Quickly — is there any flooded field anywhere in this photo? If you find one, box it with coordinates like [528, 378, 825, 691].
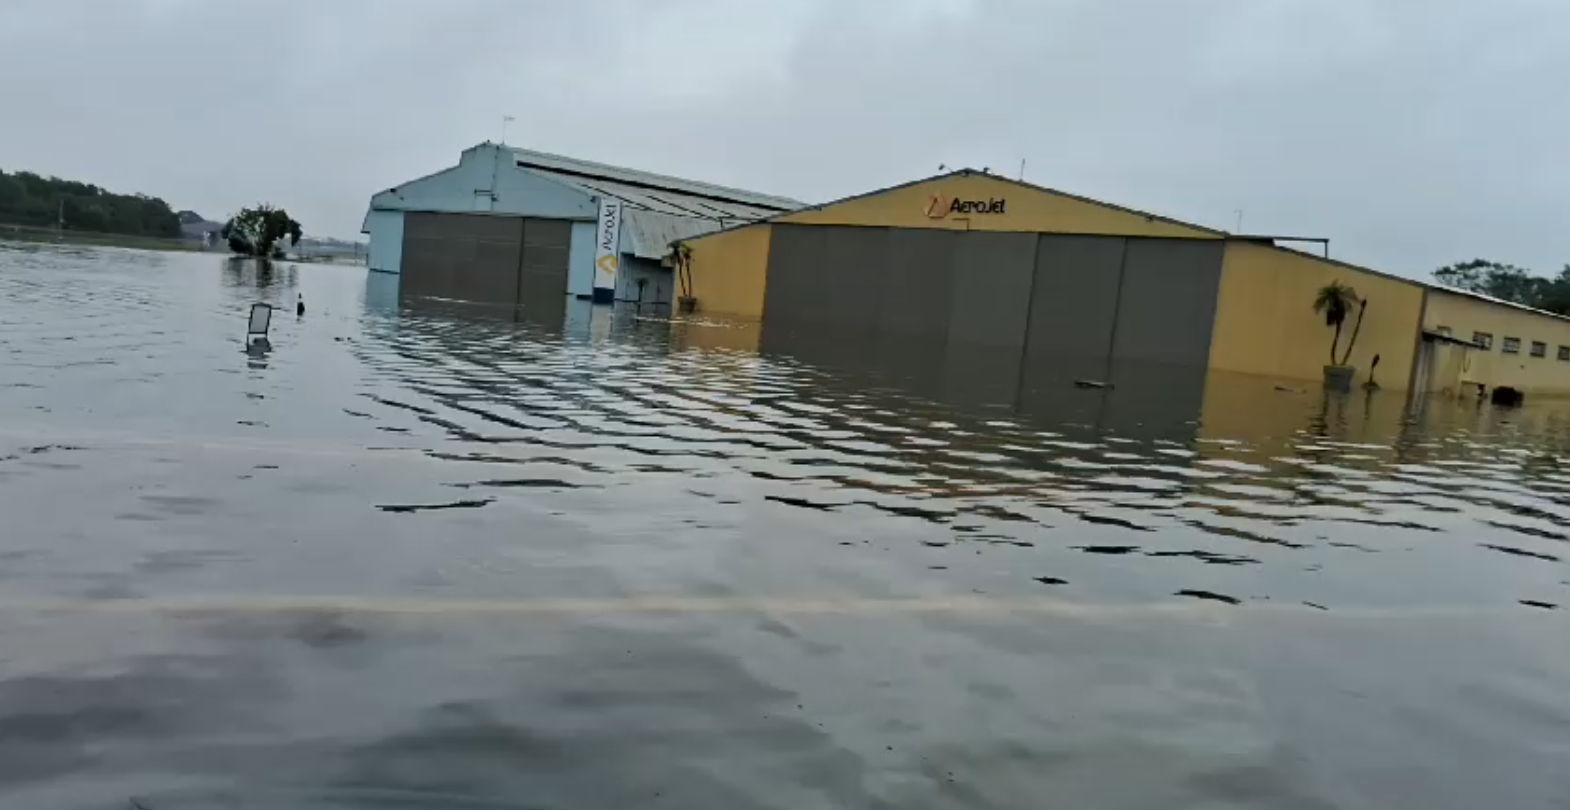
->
[2, 241, 1568, 809]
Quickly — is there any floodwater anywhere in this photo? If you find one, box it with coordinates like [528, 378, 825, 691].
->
[1, 241, 1568, 810]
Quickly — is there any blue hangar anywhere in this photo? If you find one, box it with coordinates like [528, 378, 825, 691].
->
[361, 143, 800, 311]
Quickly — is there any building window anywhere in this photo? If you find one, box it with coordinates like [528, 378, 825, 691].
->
[1503, 337, 1521, 354]
[1474, 331, 1494, 350]
[1532, 341, 1548, 358]
[1558, 346, 1569, 362]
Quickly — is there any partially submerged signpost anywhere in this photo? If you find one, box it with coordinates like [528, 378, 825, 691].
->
[246, 303, 273, 351]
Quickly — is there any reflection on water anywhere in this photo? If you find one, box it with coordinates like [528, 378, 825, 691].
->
[1, 241, 1568, 810]
[757, 325, 1213, 440]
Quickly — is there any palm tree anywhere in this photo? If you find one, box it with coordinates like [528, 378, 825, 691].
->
[1313, 281, 1360, 365]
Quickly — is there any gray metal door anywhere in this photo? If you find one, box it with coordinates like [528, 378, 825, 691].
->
[763, 223, 891, 334]
[399, 213, 572, 309]
[400, 212, 523, 305]
[518, 218, 571, 308]
[1109, 238, 1224, 367]
[452, 214, 523, 305]
[400, 212, 462, 300]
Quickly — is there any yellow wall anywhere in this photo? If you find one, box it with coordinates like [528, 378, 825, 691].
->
[1208, 242, 1424, 388]
[779, 174, 1220, 239]
[1422, 290, 1570, 395]
[682, 224, 773, 320]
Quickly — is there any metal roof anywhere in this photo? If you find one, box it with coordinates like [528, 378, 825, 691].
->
[621, 209, 731, 261]
[508, 147, 802, 221]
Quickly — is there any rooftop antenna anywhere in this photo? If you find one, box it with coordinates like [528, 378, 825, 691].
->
[1018, 159, 1026, 181]
[501, 115, 516, 145]
[1233, 209, 1244, 232]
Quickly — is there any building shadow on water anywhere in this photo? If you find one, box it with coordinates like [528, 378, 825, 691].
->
[382, 293, 675, 360]
[755, 324, 1208, 442]
[356, 282, 1570, 516]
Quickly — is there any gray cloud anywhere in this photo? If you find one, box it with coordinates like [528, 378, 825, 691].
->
[0, 0, 1562, 276]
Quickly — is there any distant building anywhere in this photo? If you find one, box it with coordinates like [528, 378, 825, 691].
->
[360, 143, 800, 309]
[176, 210, 224, 244]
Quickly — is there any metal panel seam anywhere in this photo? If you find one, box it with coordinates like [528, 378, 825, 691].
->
[1010, 233, 1045, 411]
[1102, 237, 1132, 382]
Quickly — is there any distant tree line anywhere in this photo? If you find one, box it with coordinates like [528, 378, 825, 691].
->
[1433, 259, 1570, 316]
[0, 169, 182, 238]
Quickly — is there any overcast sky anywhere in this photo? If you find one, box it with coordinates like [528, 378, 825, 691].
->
[0, 0, 1562, 275]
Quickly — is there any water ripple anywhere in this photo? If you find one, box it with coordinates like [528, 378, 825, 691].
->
[4, 243, 1570, 809]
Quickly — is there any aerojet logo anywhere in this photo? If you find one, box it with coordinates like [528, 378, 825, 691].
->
[593, 200, 623, 285]
[597, 209, 620, 273]
[925, 194, 1007, 219]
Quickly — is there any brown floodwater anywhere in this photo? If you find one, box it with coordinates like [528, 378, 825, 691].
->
[1, 240, 1568, 809]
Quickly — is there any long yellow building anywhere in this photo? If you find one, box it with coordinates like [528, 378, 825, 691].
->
[675, 169, 1566, 401]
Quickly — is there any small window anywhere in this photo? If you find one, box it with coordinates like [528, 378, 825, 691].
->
[1532, 341, 1548, 358]
[1474, 331, 1494, 350]
[1503, 337, 1521, 354]
[1557, 346, 1569, 362]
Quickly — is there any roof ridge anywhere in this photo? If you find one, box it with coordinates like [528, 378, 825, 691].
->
[504, 146, 802, 208]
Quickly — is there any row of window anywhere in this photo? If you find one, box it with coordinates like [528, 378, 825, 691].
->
[1467, 331, 1570, 361]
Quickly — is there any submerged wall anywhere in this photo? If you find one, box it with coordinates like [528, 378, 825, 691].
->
[1208, 243, 1424, 389]
[683, 224, 774, 320]
[1423, 290, 1570, 396]
[366, 209, 404, 274]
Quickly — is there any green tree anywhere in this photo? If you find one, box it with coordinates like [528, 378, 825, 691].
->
[0, 175, 23, 209]
[1314, 281, 1361, 365]
[0, 168, 181, 237]
[1535, 266, 1570, 315]
[1438, 259, 1557, 310]
[221, 205, 303, 258]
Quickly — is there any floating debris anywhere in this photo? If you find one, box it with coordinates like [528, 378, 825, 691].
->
[765, 494, 845, 511]
[1174, 589, 1241, 605]
[376, 498, 494, 514]
[450, 478, 597, 490]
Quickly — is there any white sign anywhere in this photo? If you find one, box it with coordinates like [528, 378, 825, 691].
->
[247, 303, 273, 336]
[593, 199, 623, 292]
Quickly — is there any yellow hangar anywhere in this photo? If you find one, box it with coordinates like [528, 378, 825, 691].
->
[673, 169, 1570, 402]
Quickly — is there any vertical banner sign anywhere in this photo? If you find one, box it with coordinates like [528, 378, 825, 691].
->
[593, 199, 623, 293]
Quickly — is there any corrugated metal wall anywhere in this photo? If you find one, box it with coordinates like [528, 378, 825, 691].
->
[400, 212, 570, 307]
[759, 224, 1224, 431]
[519, 218, 571, 305]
